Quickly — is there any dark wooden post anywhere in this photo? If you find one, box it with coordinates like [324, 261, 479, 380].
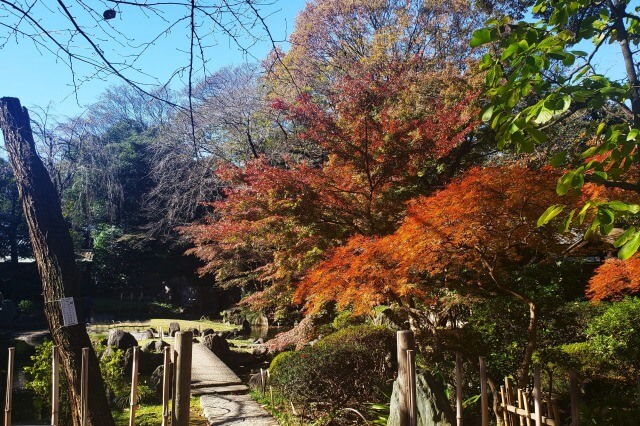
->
[172, 331, 193, 426]
[479, 357, 489, 426]
[397, 330, 415, 426]
[569, 371, 580, 426]
[0, 97, 114, 426]
[161, 347, 171, 426]
[81, 348, 89, 426]
[129, 346, 140, 426]
[4, 347, 14, 426]
[407, 350, 417, 426]
[456, 353, 463, 426]
[52, 346, 60, 426]
[533, 365, 542, 426]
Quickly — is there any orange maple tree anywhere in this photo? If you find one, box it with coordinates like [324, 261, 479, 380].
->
[296, 165, 579, 386]
[587, 257, 640, 301]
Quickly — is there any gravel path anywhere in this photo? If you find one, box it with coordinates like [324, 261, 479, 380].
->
[191, 343, 277, 426]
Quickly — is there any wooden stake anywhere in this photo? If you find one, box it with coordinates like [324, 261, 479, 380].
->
[479, 357, 489, 426]
[4, 347, 14, 426]
[504, 377, 513, 426]
[569, 371, 580, 426]
[407, 350, 417, 426]
[172, 331, 193, 426]
[533, 365, 542, 426]
[455, 353, 463, 426]
[270, 386, 274, 408]
[81, 348, 89, 426]
[161, 346, 171, 426]
[51, 346, 60, 426]
[396, 330, 415, 426]
[500, 385, 508, 426]
[129, 346, 140, 426]
[517, 389, 525, 426]
[523, 390, 531, 426]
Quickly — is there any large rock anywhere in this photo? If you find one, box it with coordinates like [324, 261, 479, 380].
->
[387, 373, 454, 426]
[169, 322, 180, 337]
[201, 328, 214, 337]
[202, 334, 231, 361]
[248, 371, 267, 391]
[139, 329, 154, 340]
[107, 329, 138, 351]
[221, 307, 244, 325]
[150, 365, 168, 397]
[142, 339, 170, 353]
[123, 347, 164, 376]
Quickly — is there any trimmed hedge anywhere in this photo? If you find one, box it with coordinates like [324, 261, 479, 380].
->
[269, 325, 395, 415]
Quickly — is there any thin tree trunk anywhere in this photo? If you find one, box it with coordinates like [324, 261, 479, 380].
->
[0, 97, 115, 426]
[518, 302, 538, 389]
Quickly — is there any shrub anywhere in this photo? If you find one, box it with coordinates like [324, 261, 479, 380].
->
[18, 299, 34, 313]
[24, 340, 71, 422]
[269, 325, 395, 419]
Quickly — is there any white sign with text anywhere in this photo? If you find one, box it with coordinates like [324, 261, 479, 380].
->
[59, 297, 78, 326]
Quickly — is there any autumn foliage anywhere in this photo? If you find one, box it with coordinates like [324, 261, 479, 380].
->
[181, 62, 477, 311]
[587, 257, 640, 301]
[295, 165, 570, 314]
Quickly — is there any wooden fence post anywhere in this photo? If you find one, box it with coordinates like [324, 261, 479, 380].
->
[456, 353, 463, 426]
[533, 365, 542, 426]
[51, 346, 60, 426]
[129, 346, 140, 426]
[161, 346, 172, 426]
[4, 347, 14, 426]
[397, 330, 415, 426]
[569, 371, 580, 426]
[172, 331, 193, 426]
[407, 350, 417, 426]
[81, 347, 89, 426]
[479, 357, 488, 426]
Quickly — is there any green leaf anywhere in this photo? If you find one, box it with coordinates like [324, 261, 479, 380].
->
[471, 29, 492, 48]
[501, 43, 520, 60]
[619, 231, 640, 260]
[481, 105, 495, 122]
[557, 171, 575, 195]
[527, 127, 548, 144]
[597, 208, 615, 225]
[613, 226, 637, 248]
[559, 208, 576, 233]
[534, 106, 554, 124]
[607, 201, 631, 211]
[538, 204, 565, 226]
[549, 151, 567, 167]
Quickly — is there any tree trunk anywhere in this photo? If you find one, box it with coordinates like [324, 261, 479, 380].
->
[0, 97, 115, 426]
[518, 301, 537, 389]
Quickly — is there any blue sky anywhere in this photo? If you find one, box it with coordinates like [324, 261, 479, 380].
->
[0, 1, 305, 119]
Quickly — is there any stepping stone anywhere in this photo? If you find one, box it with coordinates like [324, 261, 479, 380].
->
[200, 394, 278, 425]
[191, 384, 249, 396]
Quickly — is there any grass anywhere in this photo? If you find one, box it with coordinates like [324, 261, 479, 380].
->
[112, 397, 207, 425]
[89, 318, 240, 336]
